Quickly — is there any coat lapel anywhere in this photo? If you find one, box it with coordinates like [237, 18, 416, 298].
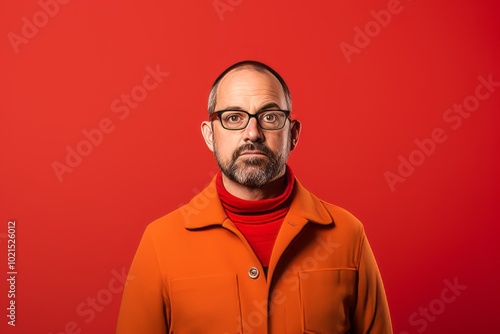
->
[267, 178, 334, 284]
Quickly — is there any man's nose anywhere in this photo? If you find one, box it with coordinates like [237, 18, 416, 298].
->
[243, 117, 263, 142]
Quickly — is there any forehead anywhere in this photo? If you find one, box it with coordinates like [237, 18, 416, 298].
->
[215, 67, 286, 109]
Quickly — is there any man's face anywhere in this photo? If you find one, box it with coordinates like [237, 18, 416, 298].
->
[202, 67, 299, 188]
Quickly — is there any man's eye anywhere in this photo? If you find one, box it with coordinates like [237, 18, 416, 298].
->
[261, 112, 279, 122]
[224, 114, 244, 123]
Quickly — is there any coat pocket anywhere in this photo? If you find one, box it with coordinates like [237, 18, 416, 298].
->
[299, 268, 357, 334]
[169, 275, 241, 333]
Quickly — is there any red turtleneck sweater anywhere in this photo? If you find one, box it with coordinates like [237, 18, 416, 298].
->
[216, 167, 295, 267]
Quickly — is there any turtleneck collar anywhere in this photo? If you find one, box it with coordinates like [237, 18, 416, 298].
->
[216, 165, 295, 217]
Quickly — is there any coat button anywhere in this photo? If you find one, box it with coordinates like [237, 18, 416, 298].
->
[248, 267, 259, 279]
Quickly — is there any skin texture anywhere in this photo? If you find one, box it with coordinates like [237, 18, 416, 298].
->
[201, 66, 301, 200]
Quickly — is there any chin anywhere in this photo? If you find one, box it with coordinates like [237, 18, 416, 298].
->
[238, 155, 268, 166]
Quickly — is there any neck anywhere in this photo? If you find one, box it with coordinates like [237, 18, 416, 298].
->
[221, 171, 287, 200]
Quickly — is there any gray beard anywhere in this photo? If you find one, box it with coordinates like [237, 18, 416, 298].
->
[214, 142, 287, 188]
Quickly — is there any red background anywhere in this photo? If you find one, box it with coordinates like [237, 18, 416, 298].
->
[1, 0, 499, 333]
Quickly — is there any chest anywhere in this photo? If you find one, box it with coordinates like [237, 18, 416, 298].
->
[158, 223, 359, 333]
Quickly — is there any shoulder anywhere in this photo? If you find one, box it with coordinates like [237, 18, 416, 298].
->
[322, 200, 364, 230]
[293, 178, 365, 236]
[292, 183, 368, 269]
[318, 200, 366, 251]
[142, 177, 224, 239]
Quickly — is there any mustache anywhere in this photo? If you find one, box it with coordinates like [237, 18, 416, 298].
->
[233, 143, 273, 159]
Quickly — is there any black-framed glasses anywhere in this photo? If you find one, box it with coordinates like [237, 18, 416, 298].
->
[210, 109, 290, 130]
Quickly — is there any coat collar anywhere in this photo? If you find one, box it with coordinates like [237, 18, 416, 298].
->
[183, 175, 334, 230]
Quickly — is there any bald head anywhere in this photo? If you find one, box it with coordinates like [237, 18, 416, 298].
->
[207, 61, 292, 114]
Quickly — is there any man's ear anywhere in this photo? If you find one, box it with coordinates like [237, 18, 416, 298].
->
[201, 121, 215, 152]
[290, 120, 302, 151]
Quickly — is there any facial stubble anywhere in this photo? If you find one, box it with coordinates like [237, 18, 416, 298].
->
[213, 139, 290, 188]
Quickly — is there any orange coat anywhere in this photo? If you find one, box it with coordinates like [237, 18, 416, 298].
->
[116, 176, 392, 333]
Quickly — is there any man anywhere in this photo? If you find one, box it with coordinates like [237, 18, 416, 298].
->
[116, 60, 392, 333]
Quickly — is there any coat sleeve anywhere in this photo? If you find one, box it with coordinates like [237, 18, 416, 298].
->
[116, 226, 169, 334]
[351, 232, 393, 334]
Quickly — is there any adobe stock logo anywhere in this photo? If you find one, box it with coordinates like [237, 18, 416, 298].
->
[339, 0, 408, 64]
[399, 277, 467, 334]
[7, 0, 71, 54]
[384, 74, 499, 192]
[179, 170, 218, 223]
[51, 64, 169, 182]
[213, 0, 243, 21]
[48, 267, 134, 334]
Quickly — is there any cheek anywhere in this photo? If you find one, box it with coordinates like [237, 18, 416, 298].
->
[269, 134, 291, 152]
[214, 133, 238, 157]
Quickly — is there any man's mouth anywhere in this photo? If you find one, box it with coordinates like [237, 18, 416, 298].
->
[240, 150, 266, 156]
